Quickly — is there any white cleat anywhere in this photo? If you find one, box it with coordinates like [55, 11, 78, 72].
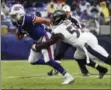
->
[62, 73, 74, 84]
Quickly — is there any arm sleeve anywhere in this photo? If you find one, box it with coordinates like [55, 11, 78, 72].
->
[36, 33, 64, 49]
[26, 14, 36, 23]
[27, 14, 50, 25]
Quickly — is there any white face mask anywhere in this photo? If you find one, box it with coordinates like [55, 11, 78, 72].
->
[10, 14, 17, 22]
[10, 14, 23, 22]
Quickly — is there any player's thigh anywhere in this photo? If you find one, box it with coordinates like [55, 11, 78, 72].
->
[41, 32, 54, 62]
[28, 49, 41, 64]
[74, 48, 85, 59]
[42, 46, 54, 63]
[87, 33, 98, 46]
[87, 44, 109, 61]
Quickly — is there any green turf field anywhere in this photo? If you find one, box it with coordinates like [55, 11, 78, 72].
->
[1, 60, 111, 89]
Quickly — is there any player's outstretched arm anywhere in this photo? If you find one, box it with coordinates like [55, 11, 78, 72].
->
[32, 33, 64, 51]
[33, 16, 51, 26]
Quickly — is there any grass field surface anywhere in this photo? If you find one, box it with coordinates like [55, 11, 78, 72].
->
[1, 60, 111, 89]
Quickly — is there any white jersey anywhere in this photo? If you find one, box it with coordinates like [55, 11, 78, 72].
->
[52, 19, 95, 48]
[52, 19, 109, 63]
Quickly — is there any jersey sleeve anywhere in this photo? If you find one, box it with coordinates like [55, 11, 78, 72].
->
[26, 14, 36, 23]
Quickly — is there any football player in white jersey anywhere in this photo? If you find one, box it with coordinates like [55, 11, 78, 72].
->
[47, 5, 89, 76]
[32, 10, 111, 79]
[47, 6, 108, 77]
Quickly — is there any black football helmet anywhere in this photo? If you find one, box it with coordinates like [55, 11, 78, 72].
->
[51, 10, 67, 25]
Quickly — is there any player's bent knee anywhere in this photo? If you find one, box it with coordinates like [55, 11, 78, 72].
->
[28, 59, 33, 64]
[28, 60, 37, 65]
[28, 55, 39, 65]
[28, 58, 37, 65]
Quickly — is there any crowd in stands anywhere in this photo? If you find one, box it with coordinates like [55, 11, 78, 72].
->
[1, 0, 111, 35]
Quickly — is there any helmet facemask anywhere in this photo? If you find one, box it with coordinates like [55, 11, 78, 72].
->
[10, 14, 18, 22]
[51, 10, 67, 25]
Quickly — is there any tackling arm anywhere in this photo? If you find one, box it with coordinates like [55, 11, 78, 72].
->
[34, 33, 64, 50]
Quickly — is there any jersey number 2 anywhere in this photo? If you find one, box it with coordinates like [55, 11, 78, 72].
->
[66, 24, 80, 38]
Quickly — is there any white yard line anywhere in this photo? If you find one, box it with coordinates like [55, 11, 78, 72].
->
[1, 60, 27, 62]
[6, 73, 110, 79]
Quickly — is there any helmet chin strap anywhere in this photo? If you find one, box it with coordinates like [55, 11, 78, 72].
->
[17, 14, 23, 21]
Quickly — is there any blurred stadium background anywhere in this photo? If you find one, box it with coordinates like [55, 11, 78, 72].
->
[1, 0, 111, 60]
[1, 0, 111, 89]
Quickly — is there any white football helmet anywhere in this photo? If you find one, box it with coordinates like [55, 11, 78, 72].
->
[9, 4, 25, 22]
[62, 5, 71, 12]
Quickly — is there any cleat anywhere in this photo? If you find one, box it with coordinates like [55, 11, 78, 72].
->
[98, 68, 108, 79]
[62, 73, 74, 84]
[47, 69, 58, 76]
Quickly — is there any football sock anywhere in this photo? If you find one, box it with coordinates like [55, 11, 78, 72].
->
[105, 55, 111, 65]
[76, 59, 89, 74]
[86, 60, 107, 72]
[96, 65, 106, 72]
[86, 60, 96, 67]
[30, 58, 66, 75]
